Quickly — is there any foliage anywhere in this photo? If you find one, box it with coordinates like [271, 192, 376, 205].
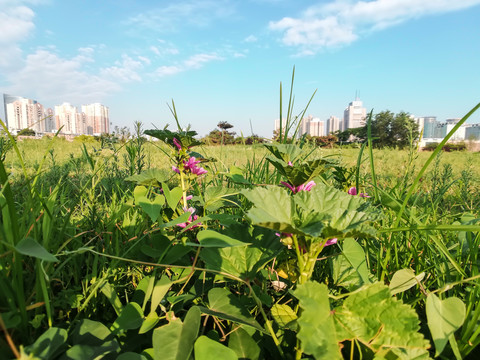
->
[0, 92, 480, 360]
[17, 128, 36, 136]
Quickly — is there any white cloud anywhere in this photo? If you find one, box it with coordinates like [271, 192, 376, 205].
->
[0, 2, 35, 69]
[244, 35, 258, 43]
[153, 53, 223, 77]
[100, 54, 145, 82]
[4, 49, 120, 104]
[126, 0, 235, 33]
[269, 0, 480, 54]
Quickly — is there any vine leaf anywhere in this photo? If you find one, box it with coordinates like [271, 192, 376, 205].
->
[426, 293, 466, 356]
[389, 269, 425, 295]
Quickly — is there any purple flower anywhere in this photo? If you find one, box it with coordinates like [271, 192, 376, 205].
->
[173, 137, 182, 151]
[172, 165, 180, 174]
[281, 180, 316, 193]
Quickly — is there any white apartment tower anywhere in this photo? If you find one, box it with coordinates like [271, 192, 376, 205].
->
[4, 94, 53, 134]
[327, 116, 340, 134]
[343, 98, 367, 129]
[82, 103, 109, 135]
[55, 103, 78, 134]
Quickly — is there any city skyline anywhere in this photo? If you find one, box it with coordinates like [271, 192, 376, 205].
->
[1, 1, 480, 138]
[3, 93, 110, 135]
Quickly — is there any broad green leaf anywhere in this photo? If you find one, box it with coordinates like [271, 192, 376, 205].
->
[68, 319, 119, 359]
[389, 269, 425, 295]
[242, 186, 296, 234]
[333, 282, 430, 359]
[139, 312, 160, 334]
[426, 293, 466, 356]
[134, 185, 165, 222]
[200, 225, 283, 280]
[340, 238, 371, 286]
[204, 186, 239, 212]
[24, 327, 67, 359]
[196, 229, 250, 248]
[65, 341, 119, 360]
[150, 276, 172, 314]
[153, 319, 183, 360]
[162, 183, 184, 211]
[15, 237, 58, 262]
[228, 327, 261, 360]
[283, 158, 336, 186]
[271, 303, 298, 330]
[194, 336, 237, 360]
[118, 352, 147, 360]
[111, 302, 144, 334]
[152, 306, 201, 360]
[264, 143, 304, 165]
[125, 168, 169, 187]
[294, 281, 342, 359]
[200, 287, 264, 332]
[176, 306, 201, 360]
[100, 282, 123, 316]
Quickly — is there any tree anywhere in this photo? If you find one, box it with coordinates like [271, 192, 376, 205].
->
[216, 121, 235, 145]
[18, 128, 35, 136]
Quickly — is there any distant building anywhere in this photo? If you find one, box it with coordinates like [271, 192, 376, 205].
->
[465, 124, 480, 140]
[81, 103, 110, 135]
[327, 116, 340, 134]
[3, 94, 54, 134]
[343, 99, 367, 129]
[298, 115, 326, 137]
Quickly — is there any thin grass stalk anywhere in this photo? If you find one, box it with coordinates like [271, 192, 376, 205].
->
[366, 110, 379, 201]
[393, 102, 480, 227]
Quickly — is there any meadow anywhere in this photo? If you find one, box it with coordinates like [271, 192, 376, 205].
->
[1, 122, 480, 360]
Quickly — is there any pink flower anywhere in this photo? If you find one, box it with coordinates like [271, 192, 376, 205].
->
[177, 207, 200, 229]
[184, 157, 208, 176]
[348, 186, 370, 198]
[324, 238, 337, 246]
[172, 165, 180, 174]
[173, 137, 182, 151]
[281, 180, 316, 193]
[287, 161, 293, 167]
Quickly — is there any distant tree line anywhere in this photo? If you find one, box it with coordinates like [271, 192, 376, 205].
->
[333, 111, 419, 149]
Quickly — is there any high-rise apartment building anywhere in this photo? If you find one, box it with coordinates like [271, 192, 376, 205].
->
[81, 103, 109, 135]
[343, 99, 367, 129]
[327, 116, 340, 134]
[3, 94, 54, 134]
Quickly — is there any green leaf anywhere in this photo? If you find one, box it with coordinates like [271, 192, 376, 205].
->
[200, 225, 283, 280]
[389, 269, 425, 296]
[150, 276, 172, 314]
[111, 302, 144, 334]
[139, 312, 160, 335]
[196, 230, 250, 248]
[204, 186, 239, 212]
[294, 281, 342, 359]
[194, 336, 237, 360]
[15, 237, 58, 262]
[24, 327, 67, 359]
[200, 287, 264, 332]
[125, 168, 169, 187]
[118, 352, 147, 360]
[153, 319, 183, 360]
[228, 327, 261, 360]
[134, 185, 165, 222]
[161, 211, 192, 229]
[340, 238, 371, 286]
[242, 186, 296, 234]
[333, 282, 430, 359]
[152, 306, 201, 360]
[426, 293, 466, 356]
[68, 319, 119, 359]
[271, 303, 298, 330]
[162, 183, 183, 211]
[100, 282, 123, 316]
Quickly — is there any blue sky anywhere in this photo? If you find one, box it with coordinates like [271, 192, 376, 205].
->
[1, 0, 480, 138]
